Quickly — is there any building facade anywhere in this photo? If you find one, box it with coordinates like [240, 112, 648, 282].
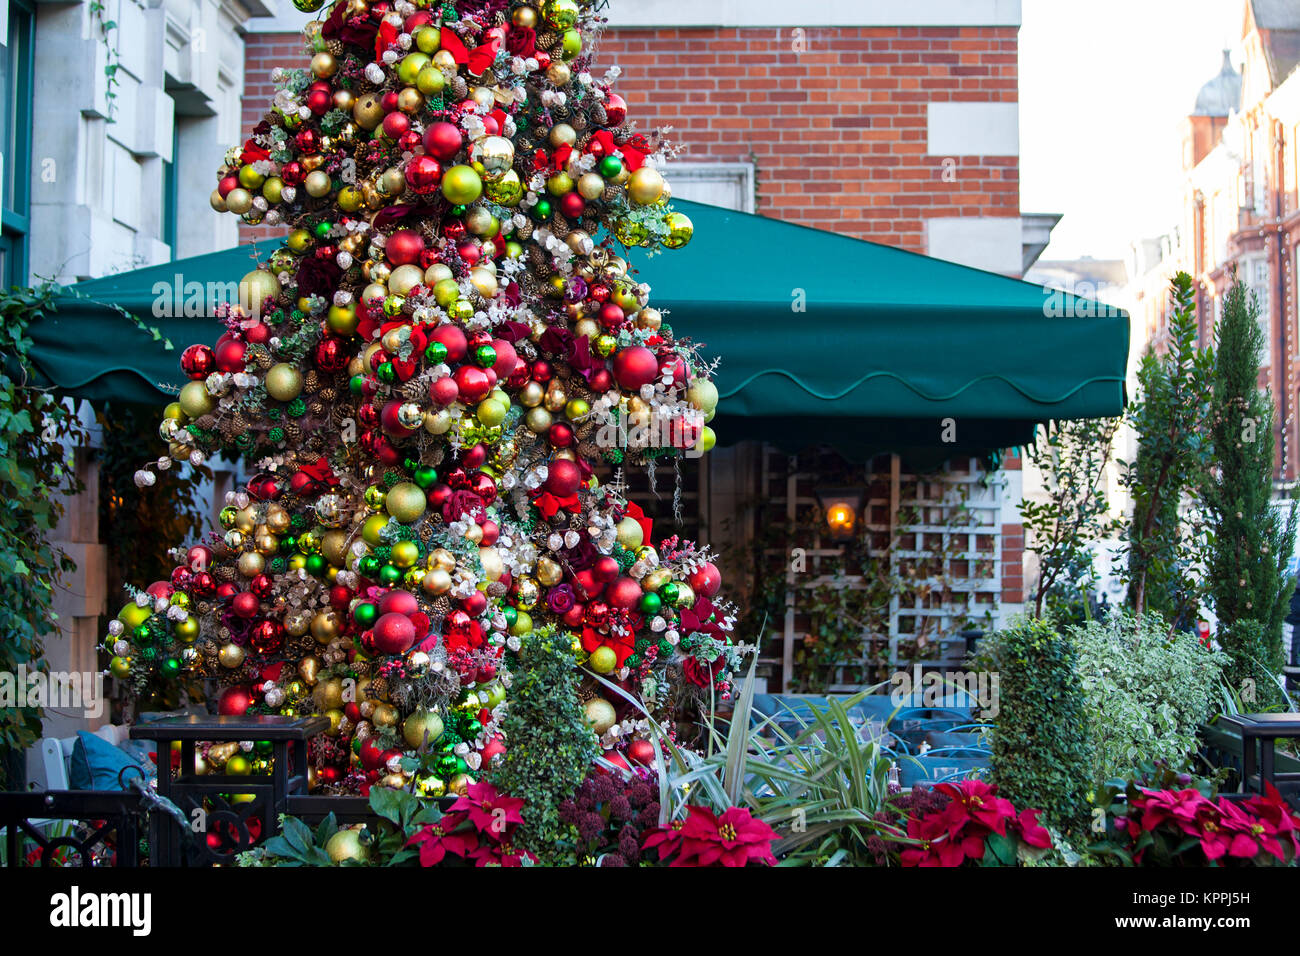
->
[1, 0, 273, 776]
[1131, 1, 1300, 482]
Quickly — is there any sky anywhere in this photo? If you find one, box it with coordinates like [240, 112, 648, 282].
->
[1019, 0, 1247, 260]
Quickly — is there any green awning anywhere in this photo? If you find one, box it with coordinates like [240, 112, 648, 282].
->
[28, 200, 1127, 455]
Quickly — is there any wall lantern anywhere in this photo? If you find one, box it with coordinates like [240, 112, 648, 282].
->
[814, 486, 864, 542]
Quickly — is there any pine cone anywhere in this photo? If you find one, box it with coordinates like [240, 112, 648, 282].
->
[307, 401, 325, 417]
[215, 565, 238, 583]
[431, 597, 452, 617]
[603, 185, 623, 202]
[368, 677, 389, 700]
[248, 345, 273, 370]
[450, 75, 469, 99]
[571, 112, 588, 132]
[283, 423, 302, 443]
[590, 104, 608, 126]
[550, 213, 570, 237]
[536, 30, 558, 48]
[326, 40, 344, 57]
[318, 386, 338, 403]
[303, 370, 321, 391]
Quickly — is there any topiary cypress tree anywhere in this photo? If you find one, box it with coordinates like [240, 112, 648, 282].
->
[1204, 277, 1297, 694]
[988, 617, 1095, 834]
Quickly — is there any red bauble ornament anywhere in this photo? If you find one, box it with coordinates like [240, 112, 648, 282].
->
[463, 443, 488, 470]
[218, 175, 240, 198]
[462, 590, 488, 616]
[372, 612, 417, 655]
[471, 471, 497, 503]
[181, 344, 216, 380]
[479, 519, 499, 546]
[359, 737, 385, 771]
[454, 365, 492, 403]
[431, 376, 459, 406]
[430, 324, 468, 362]
[428, 483, 452, 509]
[378, 589, 419, 617]
[405, 155, 443, 195]
[573, 569, 602, 600]
[187, 545, 214, 572]
[558, 192, 586, 219]
[627, 739, 656, 766]
[545, 458, 582, 496]
[688, 561, 723, 598]
[146, 580, 173, 600]
[280, 162, 304, 186]
[548, 422, 573, 447]
[244, 322, 271, 345]
[306, 88, 332, 115]
[381, 399, 419, 437]
[604, 93, 628, 126]
[423, 121, 464, 162]
[382, 112, 411, 140]
[170, 566, 193, 590]
[589, 368, 613, 392]
[214, 338, 247, 373]
[381, 90, 400, 112]
[314, 336, 349, 372]
[480, 737, 506, 765]
[598, 303, 626, 331]
[218, 686, 254, 716]
[190, 572, 216, 598]
[592, 555, 620, 583]
[216, 582, 238, 601]
[489, 338, 517, 378]
[329, 585, 352, 611]
[562, 603, 586, 627]
[531, 359, 553, 382]
[250, 573, 274, 599]
[613, 346, 660, 391]
[386, 229, 425, 266]
[606, 576, 643, 610]
[250, 620, 284, 654]
[231, 591, 260, 619]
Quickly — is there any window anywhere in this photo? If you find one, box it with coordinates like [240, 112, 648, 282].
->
[162, 123, 178, 256]
[1, 0, 34, 287]
[661, 162, 756, 214]
[1243, 256, 1270, 366]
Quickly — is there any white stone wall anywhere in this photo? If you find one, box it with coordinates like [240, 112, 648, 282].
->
[27, 0, 273, 284]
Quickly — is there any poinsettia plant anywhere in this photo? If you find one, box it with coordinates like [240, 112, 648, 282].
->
[886, 780, 1052, 867]
[641, 804, 779, 867]
[1092, 777, 1300, 867]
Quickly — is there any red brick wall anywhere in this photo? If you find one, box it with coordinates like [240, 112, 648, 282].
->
[240, 25, 1019, 252]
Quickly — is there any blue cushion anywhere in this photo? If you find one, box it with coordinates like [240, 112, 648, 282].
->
[897, 755, 988, 789]
[69, 731, 149, 791]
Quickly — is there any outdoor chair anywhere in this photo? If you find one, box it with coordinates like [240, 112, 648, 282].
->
[896, 755, 989, 789]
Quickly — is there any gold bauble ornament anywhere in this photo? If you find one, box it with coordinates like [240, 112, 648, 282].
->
[224, 187, 253, 215]
[546, 62, 572, 86]
[512, 5, 538, 28]
[178, 380, 215, 418]
[218, 643, 246, 669]
[297, 655, 322, 686]
[403, 708, 445, 748]
[387, 263, 424, 296]
[471, 136, 515, 181]
[616, 516, 645, 551]
[304, 169, 332, 198]
[325, 828, 370, 864]
[428, 548, 457, 572]
[627, 167, 666, 206]
[237, 551, 265, 577]
[662, 211, 694, 249]
[637, 307, 663, 330]
[512, 576, 540, 610]
[385, 481, 427, 523]
[421, 568, 453, 596]
[311, 52, 338, 78]
[479, 546, 504, 582]
[209, 189, 228, 213]
[548, 123, 577, 149]
[310, 610, 341, 644]
[239, 269, 281, 316]
[353, 93, 386, 130]
[536, 555, 563, 587]
[584, 698, 617, 734]
[313, 676, 344, 711]
[484, 169, 523, 206]
[265, 363, 304, 401]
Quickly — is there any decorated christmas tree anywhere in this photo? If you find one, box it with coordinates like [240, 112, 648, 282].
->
[106, 0, 739, 802]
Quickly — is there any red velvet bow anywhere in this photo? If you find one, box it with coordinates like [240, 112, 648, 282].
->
[623, 501, 653, 547]
[240, 140, 269, 165]
[580, 626, 636, 667]
[375, 18, 399, 62]
[299, 458, 340, 486]
[468, 35, 502, 75]
[532, 491, 579, 520]
[680, 598, 722, 640]
[550, 143, 573, 173]
[440, 26, 469, 65]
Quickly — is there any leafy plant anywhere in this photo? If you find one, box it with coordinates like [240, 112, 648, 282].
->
[1120, 271, 1214, 623]
[490, 627, 598, 861]
[1069, 611, 1228, 782]
[1217, 618, 1290, 712]
[1203, 276, 1297, 685]
[1021, 416, 1123, 620]
[985, 617, 1095, 834]
[0, 283, 90, 788]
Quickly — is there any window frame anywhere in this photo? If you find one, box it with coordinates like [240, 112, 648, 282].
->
[2, 0, 35, 287]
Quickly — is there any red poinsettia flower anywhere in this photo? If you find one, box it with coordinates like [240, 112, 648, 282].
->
[641, 818, 685, 860]
[1013, 807, 1052, 849]
[470, 840, 537, 867]
[448, 782, 526, 842]
[1241, 783, 1300, 859]
[581, 625, 636, 668]
[900, 809, 980, 867]
[673, 804, 778, 867]
[935, 779, 1016, 838]
[405, 812, 477, 866]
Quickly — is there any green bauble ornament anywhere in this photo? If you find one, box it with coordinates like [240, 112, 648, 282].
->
[354, 602, 378, 628]
[412, 465, 438, 489]
[292, 0, 326, 11]
[179, 380, 215, 418]
[441, 165, 483, 205]
[378, 564, 402, 586]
